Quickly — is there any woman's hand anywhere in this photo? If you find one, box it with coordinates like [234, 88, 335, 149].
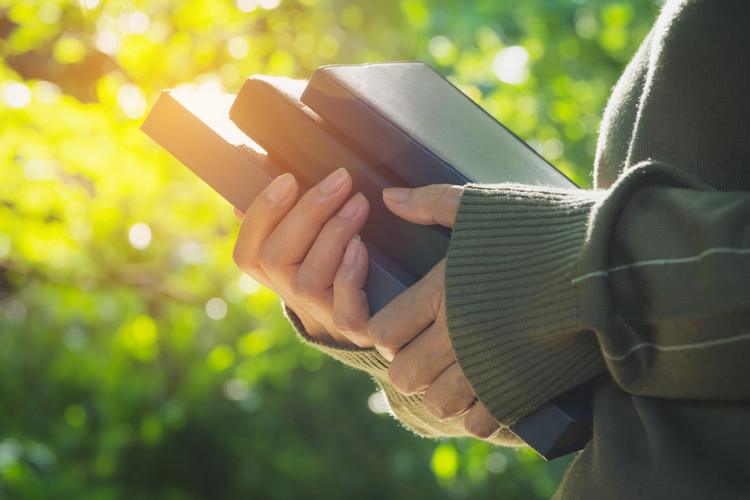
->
[232, 168, 373, 348]
[368, 184, 501, 439]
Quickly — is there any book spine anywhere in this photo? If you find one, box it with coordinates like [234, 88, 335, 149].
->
[141, 91, 280, 212]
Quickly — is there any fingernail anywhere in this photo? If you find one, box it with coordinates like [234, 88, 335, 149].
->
[343, 235, 361, 265]
[383, 187, 409, 203]
[319, 168, 348, 196]
[266, 173, 295, 203]
[337, 193, 365, 219]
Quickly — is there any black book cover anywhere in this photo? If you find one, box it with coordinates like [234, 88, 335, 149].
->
[302, 62, 577, 189]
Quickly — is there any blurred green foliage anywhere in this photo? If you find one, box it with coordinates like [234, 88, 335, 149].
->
[0, 0, 661, 498]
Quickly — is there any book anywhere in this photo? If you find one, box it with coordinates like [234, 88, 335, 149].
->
[228, 75, 450, 281]
[141, 89, 415, 313]
[140, 90, 282, 212]
[301, 62, 576, 189]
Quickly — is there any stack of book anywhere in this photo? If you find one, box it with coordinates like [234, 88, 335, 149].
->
[141, 62, 589, 460]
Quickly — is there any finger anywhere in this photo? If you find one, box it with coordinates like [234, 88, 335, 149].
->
[382, 184, 462, 228]
[233, 172, 298, 284]
[333, 235, 373, 348]
[464, 402, 501, 440]
[369, 259, 445, 358]
[292, 193, 369, 308]
[422, 363, 477, 421]
[259, 167, 351, 280]
[388, 317, 454, 394]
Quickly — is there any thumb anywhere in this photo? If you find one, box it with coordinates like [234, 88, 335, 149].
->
[382, 184, 463, 228]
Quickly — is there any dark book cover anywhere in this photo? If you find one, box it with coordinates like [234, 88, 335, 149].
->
[302, 62, 577, 189]
[228, 75, 450, 282]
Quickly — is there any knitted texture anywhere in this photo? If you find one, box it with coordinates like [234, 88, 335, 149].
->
[445, 184, 606, 425]
[284, 305, 522, 446]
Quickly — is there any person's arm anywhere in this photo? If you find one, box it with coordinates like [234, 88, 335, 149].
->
[444, 160, 750, 426]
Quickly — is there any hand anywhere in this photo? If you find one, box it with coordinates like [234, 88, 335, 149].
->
[232, 168, 373, 348]
[368, 184, 501, 439]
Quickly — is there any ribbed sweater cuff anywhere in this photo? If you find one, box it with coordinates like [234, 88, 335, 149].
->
[446, 184, 606, 426]
[283, 304, 389, 376]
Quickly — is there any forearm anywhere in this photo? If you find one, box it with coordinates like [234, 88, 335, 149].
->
[446, 161, 750, 427]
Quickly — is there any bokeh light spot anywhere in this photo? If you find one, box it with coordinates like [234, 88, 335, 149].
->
[259, 0, 282, 9]
[431, 444, 458, 481]
[38, 3, 62, 24]
[228, 36, 250, 59]
[367, 391, 390, 414]
[65, 404, 88, 428]
[3, 82, 32, 109]
[223, 379, 249, 401]
[206, 297, 228, 320]
[117, 84, 147, 119]
[53, 36, 86, 64]
[32, 81, 62, 105]
[238, 274, 260, 295]
[126, 11, 150, 34]
[428, 36, 457, 65]
[236, 0, 259, 12]
[485, 452, 509, 474]
[95, 29, 120, 55]
[492, 46, 530, 85]
[0, 234, 10, 259]
[128, 223, 152, 250]
[207, 344, 235, 371]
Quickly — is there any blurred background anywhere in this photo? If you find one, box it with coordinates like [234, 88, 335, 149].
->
[1, 0, 661, 498]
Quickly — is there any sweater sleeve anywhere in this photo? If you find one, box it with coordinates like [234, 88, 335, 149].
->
[284, 305, 523, 447]
[446, 161, 750, 427]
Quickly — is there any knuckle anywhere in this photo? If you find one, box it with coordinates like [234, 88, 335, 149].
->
[388, 357, 422, 395]
[256, 244, 281, 271]
[332, 309, 357, 334]
[422, 390, 449, 421]
[366, 319, 386, 345]
[232, 244, 257, 275]
[464, 410, 499, 440]
[289, 273, 317, 303]
[367, 320, 401, 352]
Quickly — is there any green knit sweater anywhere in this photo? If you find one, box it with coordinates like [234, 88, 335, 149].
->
[296, 0, 750, 497]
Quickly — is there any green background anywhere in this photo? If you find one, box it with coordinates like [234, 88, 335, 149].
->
[0, 0, 661, 498]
